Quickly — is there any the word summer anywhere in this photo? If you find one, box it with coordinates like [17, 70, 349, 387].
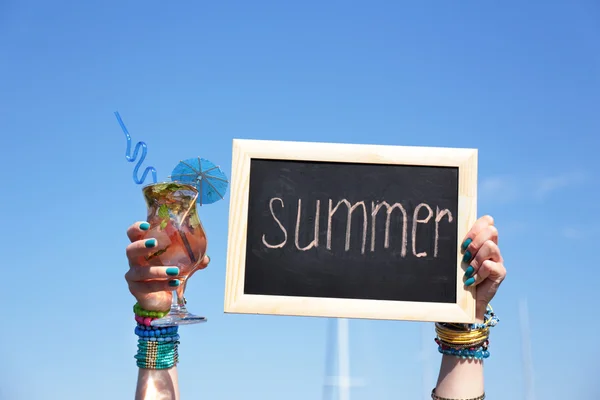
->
[261, 197, 455, 258]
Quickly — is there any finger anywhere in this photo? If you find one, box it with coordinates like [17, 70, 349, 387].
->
[126, 238, 160, 266]
[129, 278, 181, 294]
[461, 215, 494, 252]
[188, 255, 210, 279]
[466, 260, 493, 287]
[463, 224, 499, 263]
[127, 221, 151, 242]
[465, 240, 502, 277]
[125, 266, 180, 282]
[197, 255, 210, 270]
[466, 260, 507, 289]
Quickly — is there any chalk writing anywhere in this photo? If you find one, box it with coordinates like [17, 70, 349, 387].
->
[434, 207, 453, 257]
[261, 197, 287, 249]
[371, 201, 408, 256]
[327, 199, 368, 254]
[295, 199, 321, 250]
[412, 203, 433, 258]
[262, 197, 455, 258]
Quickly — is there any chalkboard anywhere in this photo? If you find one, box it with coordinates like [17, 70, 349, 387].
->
[225, 139, 478, 323]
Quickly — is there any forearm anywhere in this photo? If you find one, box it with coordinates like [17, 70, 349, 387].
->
[136, 367, 179, 400]
[434, 356, 483, 398]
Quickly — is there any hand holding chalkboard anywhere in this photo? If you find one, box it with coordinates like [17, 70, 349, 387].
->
[225, 139, 479, 323]
[460, 215, 506, 320]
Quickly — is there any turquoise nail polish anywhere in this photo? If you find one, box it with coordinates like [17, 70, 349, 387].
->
[465, 277, 475, 286]
[145, 239, 157, 248]
[465, 266, 474, 278]
[140, 222, 150, 231]
[168, 279, 180, 287]
[462, 250, 472, 263]
[461, 238, 472, 251]
[166, 267, 179, 276]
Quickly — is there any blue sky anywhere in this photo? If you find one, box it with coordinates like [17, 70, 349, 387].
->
[1, 1, 599, 399]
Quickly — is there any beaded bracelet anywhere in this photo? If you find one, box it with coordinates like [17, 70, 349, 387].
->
[135, 340, 179, 369]
[431, 389, 485, 400]
[133, 303, 170, 319]
[134, 314, 179, 370]
[449, 305, 499, 331]
[135, 315, 160, 326]
[135, 337, 179, 368]
[435, 305, 498, 360]
[135, 325, 179, 336]
[436, 340, 490, 360]
[137, 335, 181, 343]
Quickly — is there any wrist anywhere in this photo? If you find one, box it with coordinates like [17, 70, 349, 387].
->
[434, 305, 498, 360]
[134, 303, 180, 370]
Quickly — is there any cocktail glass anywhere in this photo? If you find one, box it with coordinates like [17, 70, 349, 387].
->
[140, 182, 208, 326]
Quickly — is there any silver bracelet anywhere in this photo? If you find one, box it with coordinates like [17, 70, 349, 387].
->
[431, 388, 485, 400]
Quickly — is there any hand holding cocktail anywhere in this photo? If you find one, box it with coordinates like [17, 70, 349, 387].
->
[115, 112, 228, 326]
[124, 221, 210, 312]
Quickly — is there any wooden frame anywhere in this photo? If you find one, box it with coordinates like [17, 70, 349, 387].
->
[224, 139, 478, 323]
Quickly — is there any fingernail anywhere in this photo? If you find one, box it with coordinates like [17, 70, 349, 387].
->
[461, 238, 472, 251]
[166, 267, 179, 276]
[465, 277, 475, 287]
[140, 222, 150, 231]
[462, 250, 472, 263]
[145, 239, 157, 248]
[464, 266, 474, 278]
[168, 279, 180, 287]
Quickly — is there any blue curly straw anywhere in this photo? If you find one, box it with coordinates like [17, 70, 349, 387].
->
[114, 111, 158, 185]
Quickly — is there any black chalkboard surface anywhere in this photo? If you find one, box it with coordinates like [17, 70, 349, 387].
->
[225, 139, 478, 323]
[244, 159, 458, 303]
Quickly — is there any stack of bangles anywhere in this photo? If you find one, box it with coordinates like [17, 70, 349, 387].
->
[434, 305, 499, 361]
[134, 303, 179, 370]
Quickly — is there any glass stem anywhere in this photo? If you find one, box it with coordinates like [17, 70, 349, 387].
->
[171, 290, 185, 311]
[171, 290, 180, 310]
[170, 282, 187, 311]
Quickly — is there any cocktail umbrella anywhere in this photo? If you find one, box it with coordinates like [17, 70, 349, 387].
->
[170, 157, 228, 205]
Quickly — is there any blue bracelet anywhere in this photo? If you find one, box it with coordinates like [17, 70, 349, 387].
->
[438, 345, 490, 360]
[135, 341, 179, 369]
[136, 325, 178, 333]
[137, 334, 181, 342]
[134, 325, 180, 370]
[134, 326, 179, 337]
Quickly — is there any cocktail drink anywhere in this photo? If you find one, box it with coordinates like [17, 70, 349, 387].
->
[115, 112, 227, 326]
[141, 182, 208, 326]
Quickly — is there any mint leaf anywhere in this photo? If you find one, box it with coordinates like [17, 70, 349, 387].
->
[160, 220, 168, 230]
[146, 245, 170, 261]
[152, 182, 184, 194]
[158, 204, 169, 219]
[166, 183, 183, 192]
